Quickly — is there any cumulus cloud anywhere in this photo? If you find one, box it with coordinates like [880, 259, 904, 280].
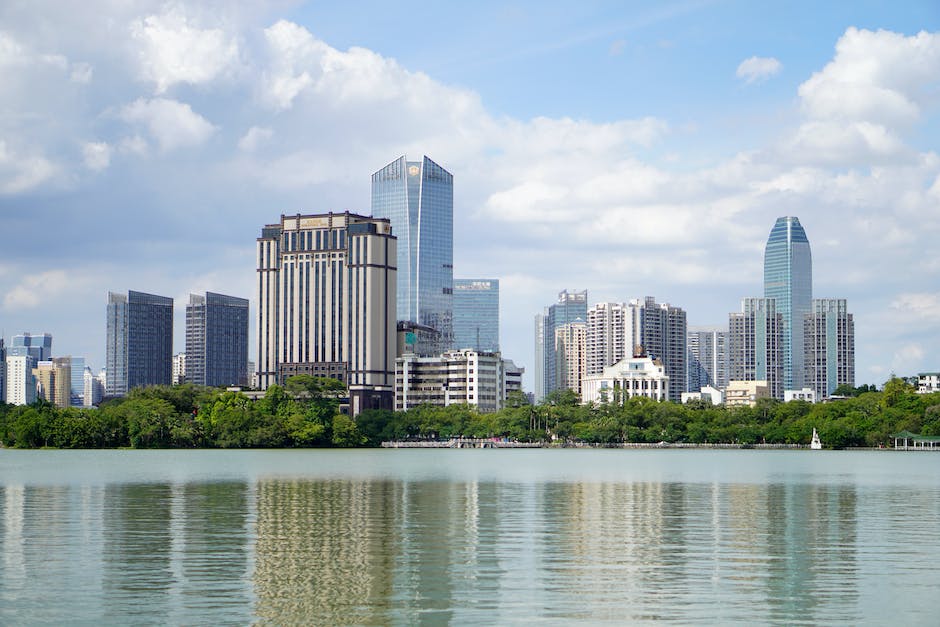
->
[0, 140, 57, 194]
[130, 6, 240, 93]
[2, 270, 72, 309]
[120, 98, 217, 152]
[736, 56, 782, 83]
[238, 126, 273, 152]
[83, 141, 111, 171]
[891, 292, 940, 321]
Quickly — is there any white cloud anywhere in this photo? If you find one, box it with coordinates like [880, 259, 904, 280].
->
[120, 98, 217, 152]
[130, 6, 240, 93]
[736, 56, 782, 83]
[70, 62, 93, 84]
[83, 141, 111, 171]
[891, 292, 940, 321]
[238, 126, 273, 152]
[2, 270, 72, 310]
[0, 140, 57, 194]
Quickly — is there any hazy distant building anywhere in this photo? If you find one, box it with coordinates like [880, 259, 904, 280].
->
[628, 297, 687, 402]
[764, 216, 812, 392]
[8, 332, 52, 362]
[83, 366, 103, 407]
[538, 289, 588, 402]
[687, 326, 729, 392]
[582, 350, 669, 405]
[372, 155, 454, 353]
[803, 298, 854, 399]
[0, 339, 5, 404]
[533, 313, 546, 402]
[256, 212, 396, 414]
[5, 354, 35, 405]
[396, 349, 505, 412]
[172, 353, 186, 385]
[106, 290, 174, 397]
[67, 356, 85, 406]
[186, 292, 249, 387]
[728, 298, 783, 400]
[555, 320, 587, 398]
[453, 279, 499, 352]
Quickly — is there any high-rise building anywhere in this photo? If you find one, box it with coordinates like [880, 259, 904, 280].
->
[804, 298, 854, 399]
[371, 155, 453, 354]
[396, 349, 506, 412]
[453, 279, 499, 352]
[628, 297, 687, 402]
[0, 339, 5, 404]
[185, 292, 249, 388]
[5, 354, 36, 405]
[8, 332, 52, 361]
[554, 320, 587, 398]
[533, 313, 546, 402]
[586, 302, 630, 377]
[83, 366, 103, 407]
[728, 297, 784, 400]
[33, 358, 71, 408]
[764, 216, 812, 392]
[106, 290, 174, 397]
[172, 353, 186, 385]
[539, 290, 588, 401]
[68, 356, 85, 406]
[687, 326, 729, 392]
[256, 212, 397, 414]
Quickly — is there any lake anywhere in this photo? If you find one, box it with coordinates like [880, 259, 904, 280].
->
[2, 449, 939, 625]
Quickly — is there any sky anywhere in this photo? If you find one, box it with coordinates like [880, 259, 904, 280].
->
[1, 0, 939, 391]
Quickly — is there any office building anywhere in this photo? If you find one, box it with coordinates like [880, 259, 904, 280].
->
[0, 339, 5, 404]
[533, 313, 546, 402]
[687, 326, 729, 392]
[503, 359, 525, 398]
[8, 332, 52, 361]
[728, 297, 784, 400]
[34, 358, 71, 408]
[538, 289, 588, 402]
[764, 216, 812, 391]
[172, 353, 186, 385]
[628, 297, 687, 401]
[106, 290, 174, 397]
[586, 302, 630, 377]
[803, 298, 854, 399]
[582, 349, 669, 405]
[68, 356, 85, 406]
[371, 155, 453, 354]
[186, 292, 250, 387]
[453, 279, 499, 352]
[83, 366, 103, 407]
[5, 354, 36, 405]
[555, 320, 587, 398]
[257, 212, 397, 414]
[396, 349, 505, 412]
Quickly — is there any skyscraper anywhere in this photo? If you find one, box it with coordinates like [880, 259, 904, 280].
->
[804, 298, 855, 399]
[371, 155, 453, 354]
[764, 216, 812, 392]
[687, 326, 729, 392]
[106, 290, 174, 397]
[539, 289, 588, 401]
[0, 339, 5, 404]
[586, 302, 630, 377]
[186, 292, 249, 387]
[628, 297, 687, 401]
[256, 212, 397, 414]
[8, 332, 53, 361]
[555, 321, 587, 398]
[728, 297, 784, 400]
[453, 279, 499, 352]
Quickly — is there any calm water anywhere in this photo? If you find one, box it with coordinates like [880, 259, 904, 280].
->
[2, 449, 939, 625]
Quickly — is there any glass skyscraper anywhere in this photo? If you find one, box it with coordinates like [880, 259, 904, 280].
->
[106, 290, 173, 396]
[764, 216, 812, 392]
[186, 292, 249, 387]
[371, 155, 453, 354]
[8, 332, 53, 361]
[453, 279, 499, 352]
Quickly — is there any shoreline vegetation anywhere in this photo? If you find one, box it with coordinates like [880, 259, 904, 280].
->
[1, 375, 937, 451]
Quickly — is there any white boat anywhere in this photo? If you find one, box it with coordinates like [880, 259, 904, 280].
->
[811, 428, 822, 450]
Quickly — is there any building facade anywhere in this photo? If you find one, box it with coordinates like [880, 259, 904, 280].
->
[5, 355, 35, 406]
[728, 297, 784, 400]
[581, 352, 669, 405]
[725, 380, 771, 407]
[539, 289, 588, 401]
[34, 358, 71, 408]
[186, 292, 250, 387]
[106, 291, 174, 397]
[533, 313, 546, 402]
[0, 339, 5, 404]
[803, 298, 854, 399]
[687, 326, 729, 392]
[453, 279, 499, 352]
[371, 155, 453, 354]
[629, 297, 687, 401]
[172, 353, 186, 385]
[586, 302, 630, 376]
[83, 366, 103, 407]
[554, 321, 587, 399]
[764, 216, 812, 392]
[8, 332, 52, 362]
[257, 212, 397, 414]
[396, 349, 505, 413]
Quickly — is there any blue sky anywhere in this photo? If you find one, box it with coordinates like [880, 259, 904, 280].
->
[1, 0, 939, 390]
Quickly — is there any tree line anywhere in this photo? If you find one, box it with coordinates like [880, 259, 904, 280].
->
[1, 376, 937, 449]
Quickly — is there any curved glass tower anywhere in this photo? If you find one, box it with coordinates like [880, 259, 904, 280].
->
[372, 156, 453, 354]
[763, 216, 812, 392]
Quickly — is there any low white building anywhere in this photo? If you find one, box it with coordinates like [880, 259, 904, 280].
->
[581, 355, 669, 405]
[784, 388, 816, 403]
[917, 373, 940, 394]
[396, 350, 506, 412]
[681, 385, 724, 405]
[5, 355, 36, 406]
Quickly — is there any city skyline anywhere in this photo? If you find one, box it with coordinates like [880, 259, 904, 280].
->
[1, 2, 938, 392]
